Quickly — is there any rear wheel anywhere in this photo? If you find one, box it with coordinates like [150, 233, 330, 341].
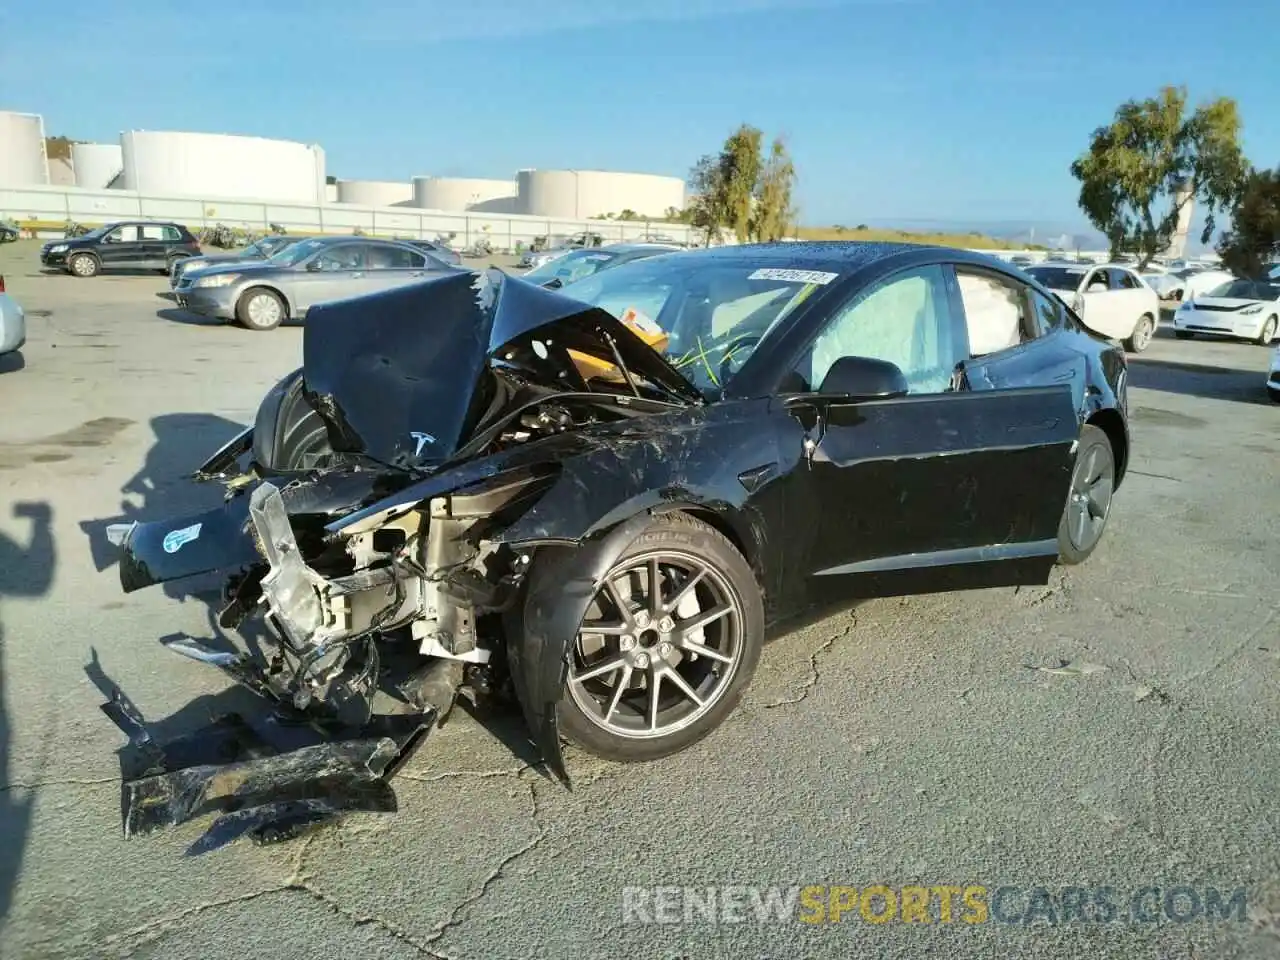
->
[1124, 313, 1156, 353]
[556, 513, 764, 763]
[69, 253, 99, 278]
[166, 254, 185, 276]
[1255, 315, 1278, 346]
[236, 287, 286, 331]
[1058, 425, 1115, 565]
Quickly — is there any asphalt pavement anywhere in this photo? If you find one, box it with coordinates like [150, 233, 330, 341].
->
[0, 242, 1276, 959]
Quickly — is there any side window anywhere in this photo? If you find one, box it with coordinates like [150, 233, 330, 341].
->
[140, 224, 166, 241]
[1028, 288, 1063, 337]
[367, 245, 424, 269]
[1116, 270, 1142, 290]
[1084, 269, 1110, 292]
[957, 271, 1037, 356]
[795, 265, 957, 395]
[314, 244, 365, 270]
[162, 225, 182, 242]
[107, 225, 139, 243]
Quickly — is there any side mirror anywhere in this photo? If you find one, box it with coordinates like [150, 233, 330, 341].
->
[818, 356, 909, 400]
[542, 277, 564, 289]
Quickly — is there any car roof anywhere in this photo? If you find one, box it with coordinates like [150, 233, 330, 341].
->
[638, 239, 1012, 275]
[599, 242, 684, 253]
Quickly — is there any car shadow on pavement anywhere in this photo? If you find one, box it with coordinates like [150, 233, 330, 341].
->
[1127, 357, 1274, 405]
[0, 501, 56, 928]
[155, 308, 229, 328]
[0, 352, 25, 374]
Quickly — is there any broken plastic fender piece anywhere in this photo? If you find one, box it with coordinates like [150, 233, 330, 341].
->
[123, 737, 400, 837]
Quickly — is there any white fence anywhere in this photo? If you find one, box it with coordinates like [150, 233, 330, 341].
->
[0, 184, 701, 251]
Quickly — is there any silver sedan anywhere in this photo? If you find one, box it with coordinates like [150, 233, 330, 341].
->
[166, 237, 462, 331]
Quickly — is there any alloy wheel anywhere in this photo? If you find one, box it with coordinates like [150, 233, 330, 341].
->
[247, 293, 281, 327]
[1132, 316, 1155, 351]
[1066, 442, 1114, 552]
[569, 550, 744, 740]
[1260, 317, 1277, 345]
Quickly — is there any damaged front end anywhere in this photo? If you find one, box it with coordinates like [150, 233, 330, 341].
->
[102, 269, 701, 846]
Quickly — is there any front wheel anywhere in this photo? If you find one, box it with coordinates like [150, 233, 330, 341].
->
[1058, 425, 1116, 565]
[236, 287, 286, 331]
[556, 513, 764, 763]
[1255, 315, 1278, 346]
[69, 253, 99, 278]
[1124, 314, 1156, 353]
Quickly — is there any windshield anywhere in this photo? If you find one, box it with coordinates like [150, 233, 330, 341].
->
[249, 236, 294, 258]
[80, 225, 112, 240]
[1205, 280, 1280, 301]
[1026, 266, 1087, 291]
[524, 249, 623, 284]
[270, 237, 326, 266]
[564, 259, 836, 395]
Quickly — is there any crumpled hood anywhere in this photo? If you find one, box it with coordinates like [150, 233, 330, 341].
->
[301, 268, 702, 471]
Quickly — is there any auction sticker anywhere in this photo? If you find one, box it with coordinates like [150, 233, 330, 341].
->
[749, 268, 839, 285]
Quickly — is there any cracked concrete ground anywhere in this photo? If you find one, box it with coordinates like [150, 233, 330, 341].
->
[0, 248, 1277, 959]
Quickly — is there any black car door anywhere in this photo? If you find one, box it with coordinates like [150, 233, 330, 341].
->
[137, 223, 170, 268]
[781, 263, 1078, 609]
[98, 223, 144, 268]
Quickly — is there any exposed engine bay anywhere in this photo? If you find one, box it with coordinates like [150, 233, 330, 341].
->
[102, 268, 708, 849]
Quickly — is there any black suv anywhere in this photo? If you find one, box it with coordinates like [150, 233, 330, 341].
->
[41, 221, 202, 278]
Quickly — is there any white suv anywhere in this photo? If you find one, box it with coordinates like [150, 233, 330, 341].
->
[1025, 262, 1161, 352]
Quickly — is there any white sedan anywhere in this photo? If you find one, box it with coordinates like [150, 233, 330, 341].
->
[1268, 344, 1280, 403]
[1025, 262, 1161, 352]
[1172, 278, 1280, 345]
[0, 273, 25, 358]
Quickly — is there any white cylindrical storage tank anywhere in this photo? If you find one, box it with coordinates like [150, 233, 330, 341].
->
[71, 142, 124, 188]
[335, 179, 413, 206]
[119, 131, 326, 202]
[517, 169, 686, 220]
[412, 176, 517, 212]
[0, 111, 49, 186]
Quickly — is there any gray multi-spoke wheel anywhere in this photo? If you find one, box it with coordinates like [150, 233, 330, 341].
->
[1124, 313, 1155, 353]
[236, 287, 286, 331]
[69, 253, 99, 277]
[1255, 315, 1277, 346]
[557, 513, 763, 762]
[1057, 425, 1116, 564]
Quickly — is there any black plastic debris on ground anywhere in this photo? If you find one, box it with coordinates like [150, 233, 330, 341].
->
[89, 651, 432, 855]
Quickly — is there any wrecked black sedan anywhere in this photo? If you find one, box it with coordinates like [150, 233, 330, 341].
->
[109, 242, 1129, 781]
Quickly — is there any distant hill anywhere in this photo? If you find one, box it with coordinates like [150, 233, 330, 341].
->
[797, 225, 1042, 250]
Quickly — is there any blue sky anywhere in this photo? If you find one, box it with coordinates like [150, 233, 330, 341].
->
[3, 0, 1278, 238]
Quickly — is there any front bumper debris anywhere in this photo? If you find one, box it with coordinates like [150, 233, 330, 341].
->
[92, 646, 433, 854]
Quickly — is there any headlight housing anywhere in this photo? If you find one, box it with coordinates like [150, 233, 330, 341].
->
[1240, 304, 1262, 315]
[49, 243, 68, 253]
[193, 273, 240, 288]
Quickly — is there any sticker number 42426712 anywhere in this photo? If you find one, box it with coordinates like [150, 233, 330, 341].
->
[748, 268, 840, 285]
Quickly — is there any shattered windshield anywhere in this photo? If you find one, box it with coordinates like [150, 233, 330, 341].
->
[565, 259, 835, 395]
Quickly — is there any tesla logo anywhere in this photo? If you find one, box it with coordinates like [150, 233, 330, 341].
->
[410, 432, 435, 457]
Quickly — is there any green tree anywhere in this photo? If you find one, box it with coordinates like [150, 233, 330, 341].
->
[718, 124, 763, 242]
[751, 137, 796, 241]
[1216, 166, 1280, 278]
[1070, 86, 1247, 268]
